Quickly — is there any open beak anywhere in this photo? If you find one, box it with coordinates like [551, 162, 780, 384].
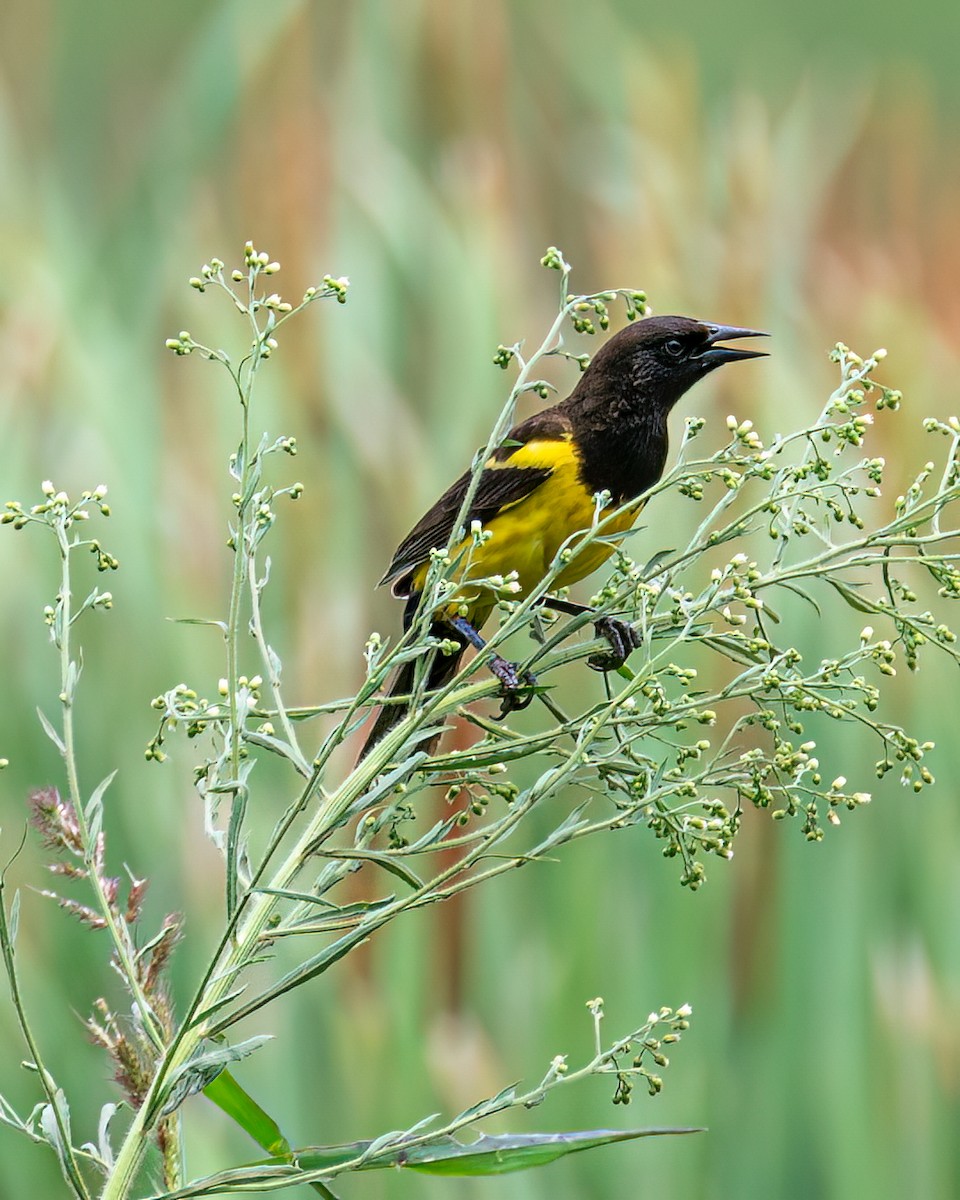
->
[695, 323, 769, 365]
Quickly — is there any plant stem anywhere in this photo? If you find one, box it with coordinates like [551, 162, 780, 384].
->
[53, 522, 165, 1051]
[0, 879, 91, 1199]
[224, 383, 252, 919]
[247, 553, 308, 773]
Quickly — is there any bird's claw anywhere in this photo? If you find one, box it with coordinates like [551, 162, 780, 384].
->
[588, 616, 642, 672]
[490, 655, 538, 717]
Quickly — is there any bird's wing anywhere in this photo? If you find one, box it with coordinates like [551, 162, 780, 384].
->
[379, 464, 552, 592]
[380, 408, 572, 594]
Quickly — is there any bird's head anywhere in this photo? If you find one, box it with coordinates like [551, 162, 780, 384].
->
[583, 314, 768, 410]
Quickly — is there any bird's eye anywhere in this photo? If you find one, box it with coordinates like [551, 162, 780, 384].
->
[664, 339, 685, 358]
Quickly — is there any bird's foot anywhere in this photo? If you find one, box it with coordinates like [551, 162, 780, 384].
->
[490, 655, 538, 717]
[588, 616, 642, 672]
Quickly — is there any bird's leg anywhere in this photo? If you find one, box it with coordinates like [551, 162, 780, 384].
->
[542, 595, 593, 618]
[588, 614, 643, 672]
[446, 615, 537, 716]
[543, 595, 642, 672]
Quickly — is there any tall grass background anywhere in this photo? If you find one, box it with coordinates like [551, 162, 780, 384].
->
[1, 1, 959, 1196]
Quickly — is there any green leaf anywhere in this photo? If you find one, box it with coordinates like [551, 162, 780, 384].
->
[245, 729, 308, 775]
[189, 987, 249, 1028]
[251, 886, 343, 907]
[84, 770, 117, 845]
[441, 1083, 517, 1125]
[168, 616, 229, 631]
[825, 577, 878, 615]
[203, 1070, 290, 1158]
[35, 707, 65, 755]
[253, 892, 396, 925]
[404, 816, 461, 851]
[146, 1162, 299, 1199]
[345, 751, 428, 816]
[38, 1089, 74, 1181]
[774, 581, 822, 617]
[594, 529, 639, 547]
[317, 849, 423, 890]
[293, 1126, 703, 1177]
[525, 805, 590, 857]
[698, 634, 766, 666]
[9, 890, 20, 946]
[157, 1036, 272, 1119]
[430, 730, 557, 770]
[92, 1102, 118, 1171]
[641, 547, 676, 575]
[208, 927, 369, 1033]
[154, 1125, 703, 1195]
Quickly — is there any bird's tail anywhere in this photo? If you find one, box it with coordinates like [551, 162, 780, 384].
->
[356, 624, 466, 763]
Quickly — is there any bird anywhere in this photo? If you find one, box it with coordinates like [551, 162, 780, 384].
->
[359, 315, 767, 760]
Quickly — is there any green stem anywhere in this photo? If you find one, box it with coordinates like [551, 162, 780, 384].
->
[0, 878, 91, 1199]
[224, 388, 251, 919]
[102, 710, 421, 1198]
[247, 552, 308, 772]
[54, 523, 165, 1051]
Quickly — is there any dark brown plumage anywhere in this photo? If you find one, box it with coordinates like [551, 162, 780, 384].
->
[361, 315, 767, 760]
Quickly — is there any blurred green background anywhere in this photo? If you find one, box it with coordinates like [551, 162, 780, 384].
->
[2, 1, 960, 1196]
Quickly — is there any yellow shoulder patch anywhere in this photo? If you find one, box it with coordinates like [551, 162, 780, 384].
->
[487, 435, 577, 474]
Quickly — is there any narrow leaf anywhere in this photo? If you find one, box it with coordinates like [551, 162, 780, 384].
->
[697, 635, 766, 666]
[168, 617, 229, 631]
[279, 1126, 704, 1178]
[145, 1162, 299, 1198]
[775, 581, 822, 617]
[189, 987, 249, 1027]
[429, 731, 556, 770]
[526, 805, 590, 857]
[209, 929, 367, 1033]
[266, 644, 282, 678]
[404, 816, 461, 852]
[641, 547, 676, 576]
[385, 1127, 704, 1175]
[447, 1083, 518, 1124]
[85, 770, 117, 845]
[244, 729, 309, 775]
[97, 1102, 118, 1169]
[253, 890, 395, 919]
[318, 850, 423, 890]
[203, 1070, 290, 1158]
[825, 577, 878, 615]
[38, 1089, 77, 1185]
[9, 890, 20, 946]
[36, 708, 65, 755]
[158, 1036, 272, 1119]
[345, 752, 429, 816]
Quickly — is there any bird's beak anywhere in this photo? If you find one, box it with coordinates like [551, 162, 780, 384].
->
[695, 324, 769, 365]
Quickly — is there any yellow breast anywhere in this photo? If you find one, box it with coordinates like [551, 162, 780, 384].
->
[413, 436, 639, 622]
